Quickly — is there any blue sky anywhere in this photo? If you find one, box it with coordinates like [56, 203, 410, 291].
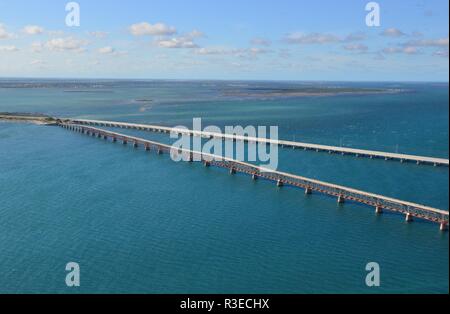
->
[0, 0, 448, 81]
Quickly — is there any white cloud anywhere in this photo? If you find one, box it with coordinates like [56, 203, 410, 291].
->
[405, 37, 449, 47]
[251, 37, 271, 46]
[284, 32, 341, 44]
[157, 36, 198, 48]
[98, 46, 115, 54]
[382, 46, 419, 55]
[23, 25, 44, 35]
[47, 30, 64, 37]
[0, 24, 14, 39]
[0, 45, 18, 52]
[187, 29, 204, 38]
[381, 28, 405, 37]
[343, 32, 367, 42]
[45, 37, 89, 52]
[31, 42, 44, 53]
[195, 47, 270, 59]
[343, 44, 368, 53]
[195, 47, 228, 55]
[30, 59, 45, 66]
[88, 31, 108, 38]
[129, 22, 176, 36]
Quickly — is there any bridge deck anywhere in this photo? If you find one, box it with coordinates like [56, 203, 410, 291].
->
[69, 119, 449, 167]
[60, 123, 449, 230]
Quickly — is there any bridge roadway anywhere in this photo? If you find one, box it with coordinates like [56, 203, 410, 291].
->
[67, 119, 449, 167]
[60, 123, 449, 232]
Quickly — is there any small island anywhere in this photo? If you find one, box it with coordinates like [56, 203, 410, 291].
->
[0, 112, 59, 125]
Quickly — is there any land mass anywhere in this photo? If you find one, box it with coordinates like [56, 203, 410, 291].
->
[0, 112, 59, 125]
[222, 87, 401, 98]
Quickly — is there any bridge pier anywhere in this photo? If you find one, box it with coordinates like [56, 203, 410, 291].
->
[145, 144, 150, 151]
[440, 222, 448, 232]
[252, 174, 258, 180]
[157, 148, 162, 155]
[375, 206, 383, 214]
[204, 161, 210, 167]
[112, 137, 117, 142]
[277, 179, 284, 187]
[337, 195, 345, 204]
[230, 168, 236, 175]
[305, 187, 312, 195]
[122, 140, 127, 145]
[405, 213, 413, 223]
[133, 142, 138, 148]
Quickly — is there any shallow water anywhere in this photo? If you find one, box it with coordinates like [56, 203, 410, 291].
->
[0, 80, 448, 293]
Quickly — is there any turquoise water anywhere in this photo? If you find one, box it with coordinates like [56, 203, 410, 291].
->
[0, 80, 448, 293]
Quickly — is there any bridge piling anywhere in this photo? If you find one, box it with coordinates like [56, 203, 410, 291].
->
[60, 123, 449, 232]
[405, 213, 413, 222]
[375, 206, 383, 214]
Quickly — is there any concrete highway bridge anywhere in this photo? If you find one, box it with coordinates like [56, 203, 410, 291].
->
[59, 122, 449, 232]
[67, 119, 449, 167]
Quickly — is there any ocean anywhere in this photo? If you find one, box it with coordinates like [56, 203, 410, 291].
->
[0, 79, 448, 293]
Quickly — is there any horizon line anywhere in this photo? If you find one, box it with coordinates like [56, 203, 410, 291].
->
[0, 76, 449, 84]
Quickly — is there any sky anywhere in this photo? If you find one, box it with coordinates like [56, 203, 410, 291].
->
[0, 0, 448, 81]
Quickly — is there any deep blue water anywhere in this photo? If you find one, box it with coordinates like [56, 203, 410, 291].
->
[0, 80, 448, 293]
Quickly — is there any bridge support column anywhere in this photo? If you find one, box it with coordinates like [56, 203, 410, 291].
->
[230, 168, 236, 175]
[97, 133, 102, 138]
[277, 180, 283, 187]
[440, 222, 448, 232]
[133, 142, 138, 148]
[305, 187, 312, 195]
[405, 213, 413, 223]
[204, 161, 210, 167]
[252, 174, 258, 180]
[112, 137, 117, 142]
[122, 140, 127, 145]
[375, 206, 383, 214]
[188, 153, 194, 162]
[103, 135, 108, 140]
[157, 148, 162, 155]
[145, 144, 150, 151]
[337, 195, 345, 204]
